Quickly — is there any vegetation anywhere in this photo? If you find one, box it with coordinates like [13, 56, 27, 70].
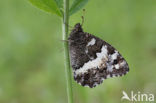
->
[0, 0, 156, 103]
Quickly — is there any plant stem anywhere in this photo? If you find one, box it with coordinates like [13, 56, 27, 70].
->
[62, 0, 73, 103]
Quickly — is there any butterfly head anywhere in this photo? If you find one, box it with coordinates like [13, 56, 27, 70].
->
[73, 23, 83, 32]
[68, 23, 84, 42]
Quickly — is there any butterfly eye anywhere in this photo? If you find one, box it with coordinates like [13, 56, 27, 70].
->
[113, 59, 118, 64]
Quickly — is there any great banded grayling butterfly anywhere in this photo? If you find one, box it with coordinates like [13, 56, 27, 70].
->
[68, 23, 129, 88]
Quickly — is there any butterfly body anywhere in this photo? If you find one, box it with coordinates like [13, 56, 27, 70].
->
[68, 23, 129, 88]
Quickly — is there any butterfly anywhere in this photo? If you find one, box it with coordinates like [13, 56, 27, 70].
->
[68, 23, 129, 88]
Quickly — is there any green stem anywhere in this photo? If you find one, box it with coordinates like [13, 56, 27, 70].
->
[62, 0, 73, 103]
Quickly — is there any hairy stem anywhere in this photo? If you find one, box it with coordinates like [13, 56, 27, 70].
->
[62, 0, 73, 103]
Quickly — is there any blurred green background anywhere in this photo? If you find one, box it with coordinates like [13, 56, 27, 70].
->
[0, 0, 156, 103]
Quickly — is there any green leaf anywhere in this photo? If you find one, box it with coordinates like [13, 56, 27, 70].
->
[54, 0, 63, 14]
[69, 0, 88, 16]
[54, 0, 63, 9]
[29, 0, 63, 17]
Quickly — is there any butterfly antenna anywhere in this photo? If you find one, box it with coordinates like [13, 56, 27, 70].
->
[81, 9, 85, 26]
